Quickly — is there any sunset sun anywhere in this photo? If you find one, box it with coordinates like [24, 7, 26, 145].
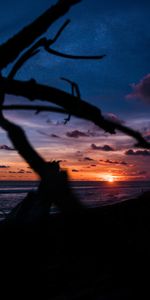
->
[103, 175, 115, 183]
[107, 176, 114, 183]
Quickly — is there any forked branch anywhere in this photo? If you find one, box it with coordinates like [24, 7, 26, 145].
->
[8, 19, 105, 80]
[61, 77, 82, 124]
[0, 0, 81, 70]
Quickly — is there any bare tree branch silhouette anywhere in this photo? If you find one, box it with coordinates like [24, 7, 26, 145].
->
[2, 105, 66, 115]
[0, 0, 81, 70]
[8, 19, 104, 80]
[0, 76, 150, 148]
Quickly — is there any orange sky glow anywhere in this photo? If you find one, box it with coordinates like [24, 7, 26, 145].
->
[0, 114, 149, 182]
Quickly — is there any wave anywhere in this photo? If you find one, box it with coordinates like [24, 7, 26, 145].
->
[0, 188, 36, 194]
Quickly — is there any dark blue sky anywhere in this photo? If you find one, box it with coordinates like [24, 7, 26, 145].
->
[0, 0, 149, 115]
[0, 0, 150, 180]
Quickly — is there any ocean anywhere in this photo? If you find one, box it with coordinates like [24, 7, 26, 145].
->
[0, 180, 150, 220]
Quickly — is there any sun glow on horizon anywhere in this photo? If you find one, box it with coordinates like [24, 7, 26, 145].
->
[103, 175, 115, 183]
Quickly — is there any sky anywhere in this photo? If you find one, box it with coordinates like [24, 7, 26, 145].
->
[0, 0, 150, 181]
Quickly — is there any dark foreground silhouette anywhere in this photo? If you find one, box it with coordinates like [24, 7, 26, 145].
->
[1, 185, 150, 299]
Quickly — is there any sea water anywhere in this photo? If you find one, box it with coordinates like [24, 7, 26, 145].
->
[0, 180, 150, 219]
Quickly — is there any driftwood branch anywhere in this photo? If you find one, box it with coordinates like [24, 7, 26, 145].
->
[8, 20, 71, 79]
[8, 21, 105, 80]
[0, 76, 150, 149]
[61, 77, 81, 99]
[2, 105, 66, 115]
[8, 48, 40, 80]
[0, 76, 103, 125]
[0, 0, 81, 70]
[61, 77, 81, 124]
[51, 19, 71, 43]
[45, 47, 106, 60]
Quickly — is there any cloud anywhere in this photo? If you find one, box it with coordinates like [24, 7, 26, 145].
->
[84, 157, 94, 161]
[66, 130, 89, 138]
[91, 144, 114, 151]
[105, 159, 117, 164]
[125, 149, 150, 156]
[0, 165, 10, 168]
[72, 169, 79, 172]
[120, 161, 128, 165]
[102, 159, 114, 164]
[0, 145, 15, 151]
[37, 130, 60, 138]
[51, 134, 60, 138]
[138, 171, 147, 175]
[66, 129, 99, 139]
[17, 169, 25, 174]
[100, 159, 128, 165]
[76, 151, 83, 156]
[127, 74, 150, 103]
[105, 159, 127, 165]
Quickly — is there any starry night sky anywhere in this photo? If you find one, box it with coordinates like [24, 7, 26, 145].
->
[0, 0, 150, 181]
